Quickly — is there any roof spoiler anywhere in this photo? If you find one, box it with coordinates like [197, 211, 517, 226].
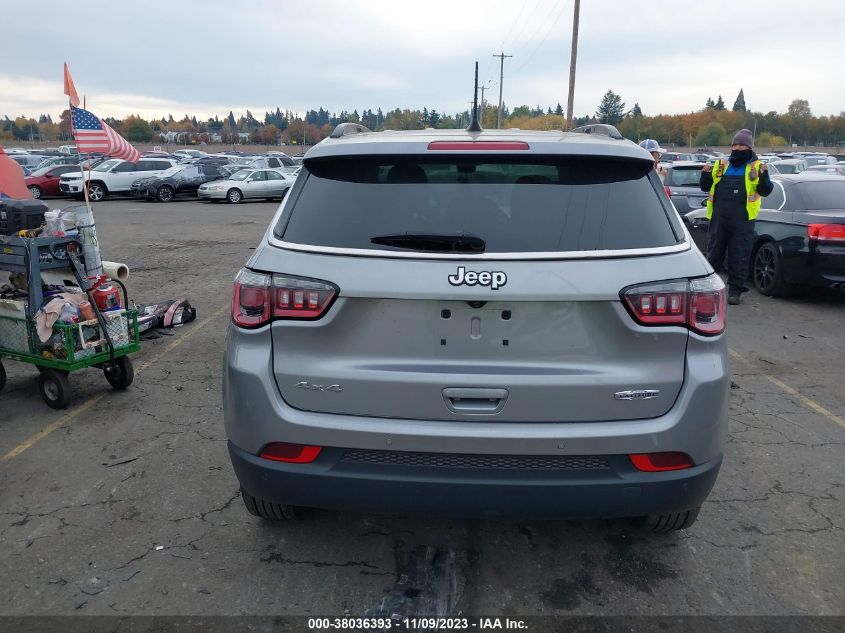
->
[329, 122, 372, 139]
[570, 124, 624, 140]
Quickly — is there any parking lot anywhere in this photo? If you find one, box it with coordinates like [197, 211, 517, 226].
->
[0, 198, 843, 621]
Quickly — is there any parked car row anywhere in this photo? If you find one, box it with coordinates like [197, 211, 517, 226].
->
[16, 149, 300, 204]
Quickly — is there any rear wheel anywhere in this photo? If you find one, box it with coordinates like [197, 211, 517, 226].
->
[156, 185, 175, 202]
[28, 185, 43, 199]
[226, 188, 243, 204]
[104, 356, 134, 390]
[241, 488, 303, 520]
[643, 507, 700, 532]
[38, 369, 70, 409]
[753, 242, 790, 296]
[87, 181, 108, 201]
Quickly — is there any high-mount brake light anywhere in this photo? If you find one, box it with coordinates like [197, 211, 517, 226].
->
[808, 223, 845, 243]
[231, 269, 337, 327]
[621, 275, 725, 336]
[427, 141, 530, 151]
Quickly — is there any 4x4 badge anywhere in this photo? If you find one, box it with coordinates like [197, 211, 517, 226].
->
[295, 381, 343, 392]
[448, 266, 507, 290]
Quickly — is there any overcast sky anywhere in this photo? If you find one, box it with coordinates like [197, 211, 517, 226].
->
[2, 0, 843, 122]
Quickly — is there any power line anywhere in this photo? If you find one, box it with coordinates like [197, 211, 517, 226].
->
[513, 0, 572, 74]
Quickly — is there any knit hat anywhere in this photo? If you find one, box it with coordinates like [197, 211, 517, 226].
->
[732, 129, 753, 148]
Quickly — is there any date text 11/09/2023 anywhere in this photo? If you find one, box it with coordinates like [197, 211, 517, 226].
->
[307, 617, 528, 630]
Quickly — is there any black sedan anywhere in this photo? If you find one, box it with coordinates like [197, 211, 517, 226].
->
[685, 174, 845, 295]
[129, 164, 223, 202]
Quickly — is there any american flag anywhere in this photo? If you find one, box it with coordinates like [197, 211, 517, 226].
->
[71, 105, 139, 163]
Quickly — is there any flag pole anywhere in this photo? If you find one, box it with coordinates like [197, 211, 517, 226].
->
[70, 103, 103, 278]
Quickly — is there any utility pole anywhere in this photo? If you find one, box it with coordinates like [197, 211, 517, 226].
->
[493, 52, 512, 129]
[480, 85, 487, 119]
[565, 0, 581, 131]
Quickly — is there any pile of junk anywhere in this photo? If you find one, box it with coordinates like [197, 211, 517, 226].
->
[0, 197, 195, 409]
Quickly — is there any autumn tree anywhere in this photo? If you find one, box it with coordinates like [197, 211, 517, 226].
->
[122, 116, 153, 142]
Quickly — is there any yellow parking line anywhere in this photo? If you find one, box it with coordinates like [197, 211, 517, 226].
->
[729, 347, 845, 429]
[1, 304, 230, 464]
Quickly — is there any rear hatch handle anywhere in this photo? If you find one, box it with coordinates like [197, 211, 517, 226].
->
[442, 388, 509, 415]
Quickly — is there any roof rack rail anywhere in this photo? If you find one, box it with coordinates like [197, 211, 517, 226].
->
[570, 124, 624, 140]
[329, 122, 372, 139]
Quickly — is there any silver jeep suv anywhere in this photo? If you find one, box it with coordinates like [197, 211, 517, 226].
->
[223, 123, 729, 530]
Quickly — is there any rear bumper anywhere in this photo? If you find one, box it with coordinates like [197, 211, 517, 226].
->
[783, 248, 845, 289]
[229, 442, 722, 519]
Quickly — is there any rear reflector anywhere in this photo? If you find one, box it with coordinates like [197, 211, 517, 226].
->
[259, 442, 323, 463]
[629, 452, 694, 472]
[427, 141, 530, 151]
[808, 223, 845, 243]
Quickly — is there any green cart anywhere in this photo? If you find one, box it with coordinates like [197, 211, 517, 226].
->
[0, 234, 140, 409]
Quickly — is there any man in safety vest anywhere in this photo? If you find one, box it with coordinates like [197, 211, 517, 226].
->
[700, 129, 773, 305]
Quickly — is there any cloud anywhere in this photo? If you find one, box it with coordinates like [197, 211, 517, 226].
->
[1, 0, 843, 120]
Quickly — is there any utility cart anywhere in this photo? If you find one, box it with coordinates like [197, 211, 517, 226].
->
[0, 234, 140, 408]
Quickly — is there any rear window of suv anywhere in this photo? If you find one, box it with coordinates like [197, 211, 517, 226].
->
[668, 167, 703, 187]
[276, 156, 682, 253]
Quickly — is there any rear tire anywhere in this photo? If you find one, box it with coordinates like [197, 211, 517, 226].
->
[104, 356, 134, 390]
[241, 488, 303, 520]
[38, 369, 70, 409]
[29, 186, 43, 199]
[644, 506, 700, 532]
[753, 242, 790, 297]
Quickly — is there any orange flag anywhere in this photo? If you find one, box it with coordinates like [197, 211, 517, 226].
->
[0, 144, 33, 199]
[64, 62, 80, 107]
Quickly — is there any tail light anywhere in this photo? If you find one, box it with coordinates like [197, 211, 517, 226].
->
[808, 224, 845, 244]
[232, 269, 337, 328]
[621, 274, 725, 336]
[259, 442, 323, 463]
[629, 452, 693, 472]
[664, 185, 672, 199]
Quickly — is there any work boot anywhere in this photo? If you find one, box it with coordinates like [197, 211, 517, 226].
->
[728, 290, 741, 306]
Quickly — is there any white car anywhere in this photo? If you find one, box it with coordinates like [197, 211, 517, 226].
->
[59, 157, 177, 201]
[197, 168, 295, 203]
[173, 149, 207, 160]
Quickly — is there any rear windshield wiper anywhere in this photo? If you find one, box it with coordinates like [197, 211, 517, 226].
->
[370, 233, 486, 253]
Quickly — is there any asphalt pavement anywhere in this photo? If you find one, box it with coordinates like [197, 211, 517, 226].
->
[0, 198, 842, 625]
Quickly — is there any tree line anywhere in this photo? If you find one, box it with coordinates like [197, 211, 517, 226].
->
[2, 90, 843, 148]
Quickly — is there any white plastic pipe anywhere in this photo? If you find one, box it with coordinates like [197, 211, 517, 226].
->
[102, 261, 129, 282]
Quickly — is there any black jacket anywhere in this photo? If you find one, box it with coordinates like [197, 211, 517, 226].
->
[700, 152, 774, 196]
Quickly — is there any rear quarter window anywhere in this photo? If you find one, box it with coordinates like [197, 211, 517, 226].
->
[795, 181, 845, 210]
[276, 156, 683, 253]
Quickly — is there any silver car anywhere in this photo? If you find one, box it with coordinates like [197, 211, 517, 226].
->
[198, 168, 295, 203]
[223, 123, 729, 530]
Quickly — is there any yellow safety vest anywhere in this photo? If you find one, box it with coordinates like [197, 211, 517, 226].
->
[706, 159, 763, 220]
